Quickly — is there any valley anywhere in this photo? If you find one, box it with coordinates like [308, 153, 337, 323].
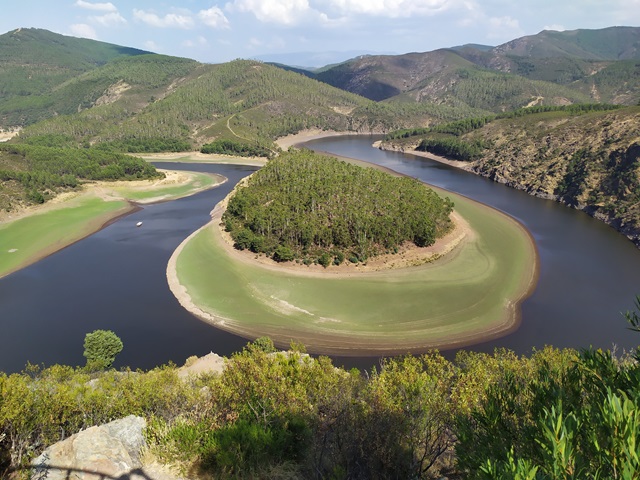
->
[1, 11, 640, 478]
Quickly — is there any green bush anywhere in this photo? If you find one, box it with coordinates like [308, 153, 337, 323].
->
[273, 245, 295, 263]
[318, 252, 331, 268]
[83, 330, 123, 370]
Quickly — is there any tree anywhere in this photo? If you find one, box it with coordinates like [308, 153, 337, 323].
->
[83, 330, 123, 371]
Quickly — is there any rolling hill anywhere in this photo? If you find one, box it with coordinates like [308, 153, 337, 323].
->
[312, 27, 640, 109]
[0, 27, 153, 126]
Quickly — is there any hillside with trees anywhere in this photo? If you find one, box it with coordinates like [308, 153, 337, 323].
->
[311, 27, 640, 110]
[0, 141, 160, 211]
[223, 150, 453, 265]
[0, 28, 153, 127]
[12, 57, 475, 154]
[381, 105, 640, 247]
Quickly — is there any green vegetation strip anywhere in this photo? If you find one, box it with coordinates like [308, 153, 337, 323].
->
[0, 196, 129, 278]
[173, 190, 537, 355]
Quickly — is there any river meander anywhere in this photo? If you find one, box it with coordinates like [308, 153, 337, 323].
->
[0, 137, 639, 373]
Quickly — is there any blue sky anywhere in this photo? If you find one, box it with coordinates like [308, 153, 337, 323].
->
[3, 1, 639, 66]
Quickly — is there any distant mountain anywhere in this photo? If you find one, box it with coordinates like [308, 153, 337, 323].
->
[2, 26, 640, 148]
[450, 44, 494, 52]
[314, 48, 590, 109]
[19, 57, 475, 152]
[313, 27, 640, 109]
[492, 26, 640, 60]
[253, 51, 389, 70]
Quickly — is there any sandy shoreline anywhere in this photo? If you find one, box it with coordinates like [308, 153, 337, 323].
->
[140, 151, 267, 167]
[372, 140, 475, 171]
[275, 129, 361, 150]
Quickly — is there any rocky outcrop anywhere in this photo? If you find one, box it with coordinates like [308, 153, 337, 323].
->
[31, 415, 147, 480]
[177, 351, 226, 378]
[379, 107, 640, 249]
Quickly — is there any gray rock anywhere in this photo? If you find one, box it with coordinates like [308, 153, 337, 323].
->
[31, 415, 146, 480]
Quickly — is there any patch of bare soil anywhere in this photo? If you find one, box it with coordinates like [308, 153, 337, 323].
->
[275, 129, 360, 150]
[140, 151, 267, 166]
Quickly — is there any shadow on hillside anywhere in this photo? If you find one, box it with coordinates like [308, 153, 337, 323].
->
[12, 465, 160, 480]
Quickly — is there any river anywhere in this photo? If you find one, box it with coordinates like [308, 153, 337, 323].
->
[0, 138, 639, 373]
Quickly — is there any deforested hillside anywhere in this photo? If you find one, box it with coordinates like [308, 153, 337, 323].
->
[315, 48, 591, 109]
[381, 106, 640, 246]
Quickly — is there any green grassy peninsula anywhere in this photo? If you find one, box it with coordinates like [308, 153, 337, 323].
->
[223, 149, 454, 266]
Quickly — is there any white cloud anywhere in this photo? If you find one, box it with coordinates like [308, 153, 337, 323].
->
[227, 0, 311, 25]
[487, 15, 523, 39]
[133, 9, 195, 29]
[69, 23, 98, 39]
[182, 36, 209, 47]
[198, 6, 231, 29]
[90, 12, 127, 27]
[325, 0, 457, 18]
[543, 24, 566, 32]
[74, 0, 117, 12]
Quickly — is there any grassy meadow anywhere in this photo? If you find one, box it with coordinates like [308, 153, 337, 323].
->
[174, 189, 537, 354]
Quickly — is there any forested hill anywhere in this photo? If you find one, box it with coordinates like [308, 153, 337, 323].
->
[311, 26, 640, 109]
[381, 105, 640, 247]
[0, 28, 153, 126]
[14, 57, 474, 152]
[223, 149, 453, 265]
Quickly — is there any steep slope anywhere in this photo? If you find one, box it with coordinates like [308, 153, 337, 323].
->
[381, 106, 640, 246]
[314, 27, 640, 109]
[0, 28, 152, 126]
[316, 48, 590, 110]
[492, 26, 640, 60]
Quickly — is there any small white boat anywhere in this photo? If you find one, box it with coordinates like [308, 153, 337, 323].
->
[136, 221, 143, 227]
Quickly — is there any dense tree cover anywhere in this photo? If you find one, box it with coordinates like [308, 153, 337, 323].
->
[0, 142, 160, 207]
[201, 138, 273, 158]
[450, 68, 591, 112]
[2, 304, 639, 480]
[0, 28, 154, 127]
[416, 137, 488, 161]
[95, 137, 192, 153]
[385, 104, 622, 141]
[223, 150, 453, 264]
[16, 59, 483, 153]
